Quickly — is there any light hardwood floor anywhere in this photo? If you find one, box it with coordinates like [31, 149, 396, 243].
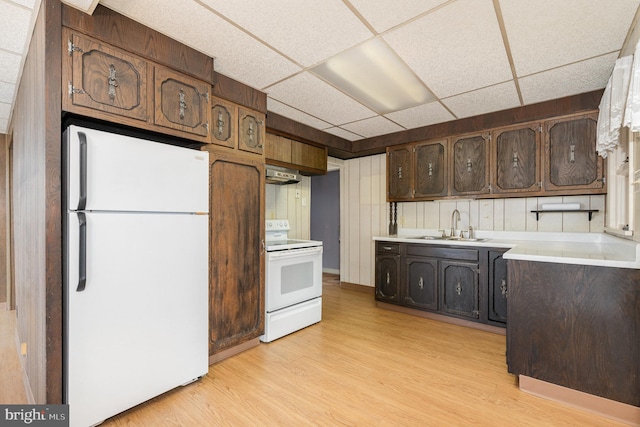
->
[0, 277, 627, 426]
[102, 274, 624, 426]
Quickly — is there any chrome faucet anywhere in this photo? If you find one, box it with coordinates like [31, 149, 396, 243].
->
[450, 209, 460, 237]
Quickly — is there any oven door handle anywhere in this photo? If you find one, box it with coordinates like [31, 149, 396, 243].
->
[267, 247, 323, 259]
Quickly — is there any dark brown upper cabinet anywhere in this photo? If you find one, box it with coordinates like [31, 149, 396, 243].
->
[543, 113, 604, 192]
[153, 65, 210, 141]
[64, 30, 148, 123]
[414, 140, 448, 198]
[491, 123, 541, 195]
[387, 146, 413, 200]
[210, 96, 238, 149]
[238, 107, 265, 155]
[450, 133, 490, 196]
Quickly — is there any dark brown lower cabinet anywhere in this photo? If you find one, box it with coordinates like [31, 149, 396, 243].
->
[207, 150, 265, 356]
[375, 242, 502, 328]
[440, 261, 479, 320]
[405, 257, 438, 311]
[507, 260, 640, 407]
[488, 250, 508, 324]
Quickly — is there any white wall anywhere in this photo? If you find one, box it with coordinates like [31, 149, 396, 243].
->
[340, 154, 606, 288]
[265, 176, 311, 239]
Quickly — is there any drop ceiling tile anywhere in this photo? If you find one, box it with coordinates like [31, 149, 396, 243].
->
[0, 50, 22, 83]
[323, 126, 364, 141]
[519, 53, 618, 105]
[384, 101, 455, 129]
[10, 0, 38, 9]
[383, 0, 512, 98]
[267, 98, 333, 130]
[442, 81, 521, 119]
[0, 1, 33, 54]
[101, 0, 301, 90]
[500, 0, 640, 76]
[0, 102, 10, 118]
[0, 81, 16, 104]
[199, 0, 372, 67]
[341, 115, 405, 138]
[349, 0, 449, 33]
[266, 72, 376, 125]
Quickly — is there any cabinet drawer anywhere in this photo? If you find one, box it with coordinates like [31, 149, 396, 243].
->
[377, 242, 400, 255]
[406, 244, 478, 261]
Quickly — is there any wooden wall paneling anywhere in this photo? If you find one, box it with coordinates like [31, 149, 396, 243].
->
[346, 159, 360, 284]
[61, 4, 213, 83]
[0, 134, 5, 306]
[266, 112, 352, 159]
[212, 72, 266, 113]
[358, 156, 372, 286]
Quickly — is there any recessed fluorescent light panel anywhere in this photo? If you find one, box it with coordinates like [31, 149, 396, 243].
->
[311, 38, 434, 114]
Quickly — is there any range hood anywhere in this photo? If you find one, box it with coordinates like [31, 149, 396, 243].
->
[266, 165, 301, 185]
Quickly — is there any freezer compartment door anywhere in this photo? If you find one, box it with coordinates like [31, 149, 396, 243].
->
[64, 125, 209, 213]
[65, 211, 208, 427]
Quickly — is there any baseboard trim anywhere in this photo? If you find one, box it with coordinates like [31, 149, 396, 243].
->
[519, 375, 640, 426]
[339, 282, 374, 294]
[208, 338, 260, 365]
[322, 268, 339, 275]
[376, 301, 506, 336]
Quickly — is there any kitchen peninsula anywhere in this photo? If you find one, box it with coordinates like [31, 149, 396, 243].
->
[374, 230, 640, 425]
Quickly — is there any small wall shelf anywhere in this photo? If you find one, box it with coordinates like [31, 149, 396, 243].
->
[530, 209, 599, 221]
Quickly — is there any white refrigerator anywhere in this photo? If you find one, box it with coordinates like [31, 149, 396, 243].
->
[63, 125, 209, 427]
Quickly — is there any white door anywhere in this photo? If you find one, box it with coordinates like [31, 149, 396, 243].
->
[65, 125, 209, 213]
[65, 211, 208, 427]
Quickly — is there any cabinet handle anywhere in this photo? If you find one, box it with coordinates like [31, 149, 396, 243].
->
[569, 141, 575, 163]
[107, 64, 118, 101]
[383, 246, 393, 251]
[216, 110, 225, 137]
[456, 281, 462, 295]
[512, 151, 518, 168]
[418, 277, 424, 289]
[179, 89, 187, 120]
[397, 165, 403, 180]
[428, 162, 433, 177]
[500, 278, 508, 298]
[466, 158, 472, 173]
[386, 271, 390, 285]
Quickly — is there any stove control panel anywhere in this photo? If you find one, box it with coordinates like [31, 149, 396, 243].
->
[265, 219, 290, 231]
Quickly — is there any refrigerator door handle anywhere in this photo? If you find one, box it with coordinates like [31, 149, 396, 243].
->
[77, 212, 87, 292]
[78, 131, 87, 210]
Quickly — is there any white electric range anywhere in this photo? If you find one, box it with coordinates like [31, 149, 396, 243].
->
[260, 219, 323, 343]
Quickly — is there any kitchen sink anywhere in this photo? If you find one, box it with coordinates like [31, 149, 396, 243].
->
[420, 236, 488, 242]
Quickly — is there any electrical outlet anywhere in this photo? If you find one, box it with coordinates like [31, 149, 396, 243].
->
[295, 189, 301, 199]
[302, 197, 307, 207]
[21, 343, 27, 356]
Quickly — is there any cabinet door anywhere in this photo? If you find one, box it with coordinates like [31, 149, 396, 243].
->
[544, 113, 604, 191]
[451, 134, 490, 195]
[440, 261, 479, 319]
[375, 255, 401, 303]
[238, 107, 265, 155]
[64, 31, 148, 122]
[208, 152, 265, 355]
[265, 134, 292, 163]
[414, 140, 448, 198]
[492, 124, 541, 194]
[387, 146, 413, 200]
[154, 66, 210, 140]
[291, 140, 327, 172]
[488, 250, 508, 324]
[210, 96, 237, 148]
[405, 258, 438, 311]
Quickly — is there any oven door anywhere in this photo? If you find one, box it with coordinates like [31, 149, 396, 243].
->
[266, 245, 323, 312]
